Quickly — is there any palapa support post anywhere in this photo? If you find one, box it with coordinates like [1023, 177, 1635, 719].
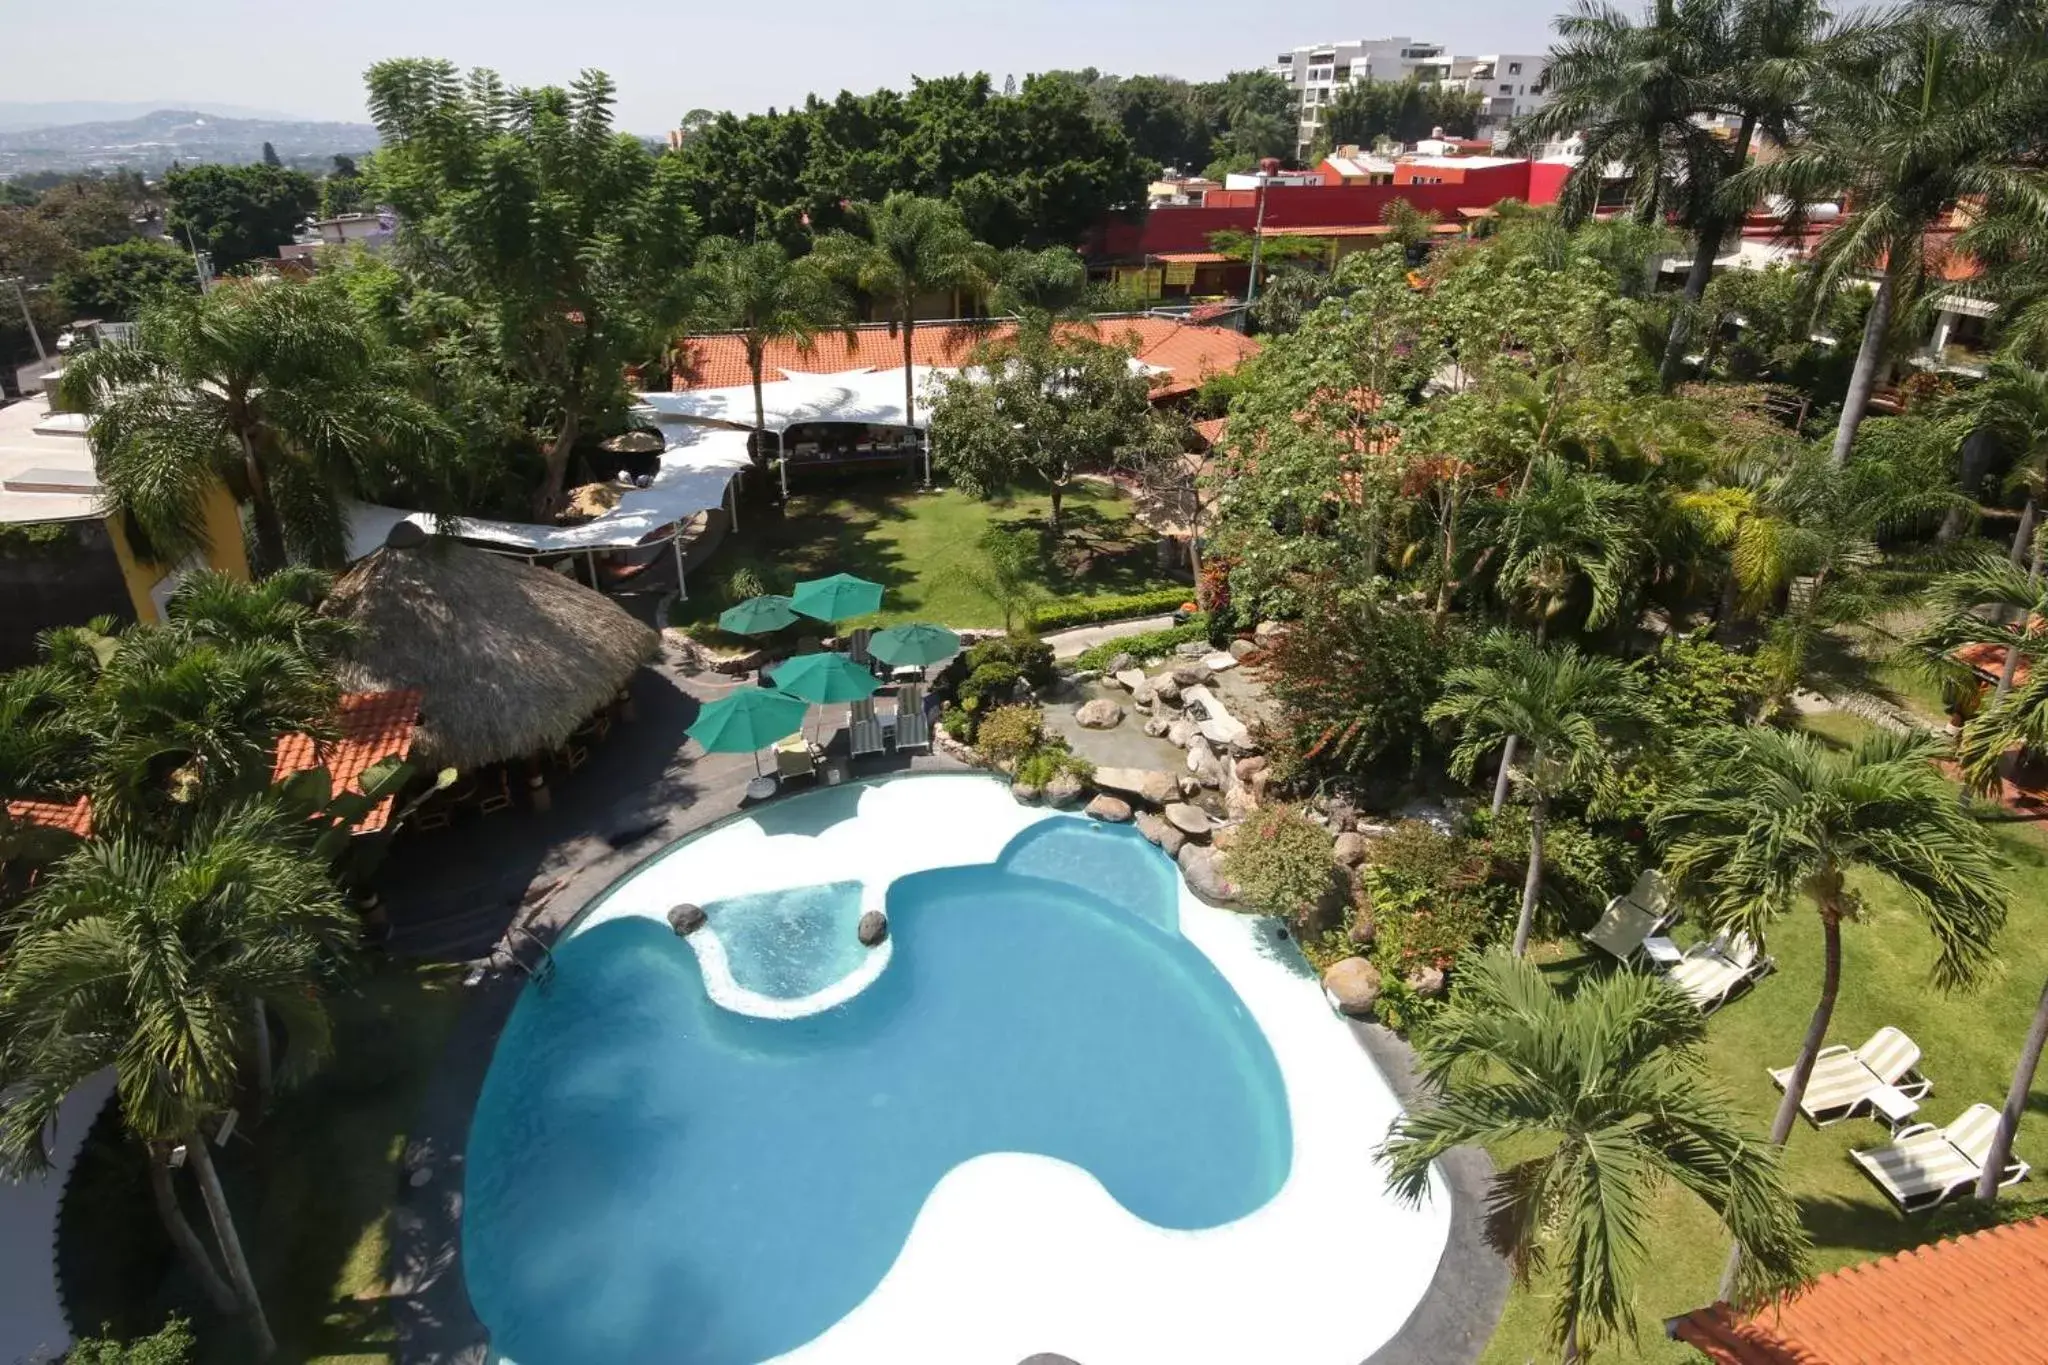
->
[527, 767, 552, 813]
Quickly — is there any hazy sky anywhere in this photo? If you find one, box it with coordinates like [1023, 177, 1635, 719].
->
[3, 0, 1559, 133]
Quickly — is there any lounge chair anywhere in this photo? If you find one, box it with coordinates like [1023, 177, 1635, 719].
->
[1851, 1103, 2031, 1212]
[1769, 1026, 1931, 1128]
[848, 698, 886, 759]
[1584, 870, 1679, 968]
[847, 627, 875, 672]
[774, 735, 819, 783]
[894, 682, 931, 752]
[1663, 930, 1772, 1013]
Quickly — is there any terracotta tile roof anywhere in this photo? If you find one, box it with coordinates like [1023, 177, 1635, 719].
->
[1151, 251, 1235, 265]
[1672, 1217, 2048, 1364]
[4, 795, 93, 840]
[1958, 639, 2034, 688]
[1192, 417, 1230, 449]
[670, 316, 1260, 396]
[270, 689, 423, 835]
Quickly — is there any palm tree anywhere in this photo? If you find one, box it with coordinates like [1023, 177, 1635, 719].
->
[813, 195, 992, 478]
[1464, 456, 1643, 811]
[1428, 633, 1650, 954]
[684, 235, 850, 463]
[1726, 12, 2048, 466]
[1935, 360, 2048, 558]
[0, 802, 357, 1359]
[163, 567, 353, 666]
[1380, 951, 1810, 1363]
[58, 275, 449, 569]
[1918, 544, 2048, 750]
[1655, 725, 2007, 1294]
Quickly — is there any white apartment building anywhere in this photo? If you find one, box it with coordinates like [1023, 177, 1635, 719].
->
[1271, 38, 1552, 153]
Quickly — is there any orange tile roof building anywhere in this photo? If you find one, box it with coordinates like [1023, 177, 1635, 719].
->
[669, 316, 1260, 400]
[270, 689, 424, 835]
[1672, 1217, 2048, 1363]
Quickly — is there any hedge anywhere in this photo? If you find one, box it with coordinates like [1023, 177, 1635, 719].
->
[1029, 587, 1193, 633]
[1073, 616, 1212, 672]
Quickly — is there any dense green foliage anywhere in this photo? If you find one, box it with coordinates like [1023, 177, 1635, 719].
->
[55, 239, 198, 320]
[164, 163, 316, 271]
[1071, 615, 1211, 672]
[1313, 77, 1482, 155]
[1219, 805, 1339, 928]
[63, 1318, 195, 1365]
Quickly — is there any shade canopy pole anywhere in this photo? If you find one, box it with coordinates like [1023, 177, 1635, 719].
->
[672, 531, 687, 600]
[727, 474, 740, 532]
[777, 430, 789, 500]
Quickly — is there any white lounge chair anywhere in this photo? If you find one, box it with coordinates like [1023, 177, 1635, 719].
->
[1851, 1103, 2031, 1212]
[894, 682, 931, 752]
[848, 697, 886, 758]
[1663, 930, 1772, 1013]
[773, 735, 819, 783]
[847, 627, 875, 672]
[1769, 1026, 1931, 1127]
[1583, 870, 1679, 967]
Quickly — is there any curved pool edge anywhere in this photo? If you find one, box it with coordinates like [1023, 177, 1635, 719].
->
[385, 771, 1509, 1365]
[686, 926, 896, 1019]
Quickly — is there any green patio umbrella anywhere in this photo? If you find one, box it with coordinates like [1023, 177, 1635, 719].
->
[718, 594, 799, 636]
[769, 650, 882, 744]
[868, 623, 962, 668]
[789, 573, 884, 623]
[686, 688, 810, 775]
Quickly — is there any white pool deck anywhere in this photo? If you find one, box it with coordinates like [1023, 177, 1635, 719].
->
[568, 774, 1452, 1365]
[0, 1069, 114, 1365]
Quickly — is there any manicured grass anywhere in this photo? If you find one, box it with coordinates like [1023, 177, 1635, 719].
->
[60, 960, 467, 1365]
[1478, 715, 2048, 1364]
[671, 481, 1185, 641]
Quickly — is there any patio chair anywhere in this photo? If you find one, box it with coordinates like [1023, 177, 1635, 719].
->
[1850, 1103, 2031, 1212]
[894, 682, 931, 752]
[1662, 930, 1772, 1013]
[847, 627, 875, 672]
[1769, 1026, 1931, 1128]
[848, 698, 886, 759]
[476, 768, 514, 816]
[774, 735, 819, 783]
[1583, 871, 1679, 968]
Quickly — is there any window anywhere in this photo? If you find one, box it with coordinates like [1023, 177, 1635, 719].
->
[1507, 61, 1522, 74]
[1277, 53, 1293, 63]
[1410, 175, 1443, 185]
[1499, 83, 1514, 94]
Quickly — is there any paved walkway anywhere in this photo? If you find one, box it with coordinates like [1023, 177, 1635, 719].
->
[1042, 614, 1178, 660]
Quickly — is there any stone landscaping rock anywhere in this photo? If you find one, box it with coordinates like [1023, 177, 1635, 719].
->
[1171, 662, 1207, 688]
[1325, 797, 1357, 832]
[1228, 638, 1259, 661]
[1106, 652, 1135, 674]
[857, 910, 889, 946]
[1143, 715, 1171, 738]
[1323, 957, 1382, 1017]
[1175, 640, 1210, 659]
[1348, 902, 1376, 947]
[1177, 843, 1240, 905]
[1405, 965, 1447, 999]
[1178, 774, 1203, 798]
[1085, 794, 1133, 822]
[1134, 810, 1187, 859]
[1224, 785, 1259, 819]
[1202, 652, 1239, 673]
[1164, 802, 1214, 837]
[1131, 681, 1155, 707]
[1112, 668, 1147, 693]
[1166, 718, 1199, 749]
[1151, 674, 1182, 706]
[1075, 698, 1124, 729]
[1254, 619, 1287, 640]
[1011, 781, 1043, 804]
[667, 903, 706, 936]
[1044, 771, 1085, 807]
[1187, 739, 1225, 789]
[1250, 769, 1272, 804]
[1093, 767, 1177, 807]
[1333, 831, 1369, 867]
[1358, 820, 1397, 838]
[1235, 754, 1269, 781]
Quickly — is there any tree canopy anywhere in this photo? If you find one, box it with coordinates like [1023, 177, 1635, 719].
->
[164, 163, 316, 271]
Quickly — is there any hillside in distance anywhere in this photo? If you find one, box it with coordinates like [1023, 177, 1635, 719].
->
[0, 109, 379, 177]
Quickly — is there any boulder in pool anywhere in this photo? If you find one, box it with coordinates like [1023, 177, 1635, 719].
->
[1134, 810, 1187, 859]
[1164, 802, 1214, 837]
[1171, 662, 1208, 688]
[1044, 770, 1086, 807]
[1151, 674, 1183, 707]
[1075, 698, 1124, 729]
[1322, 957, 1382, 1017]
[1177, 843, 1240, 906]
[668, 903, 707, 936]
[857, 910, 889, 947]
[1085, 794, 1133, 823]
[1093, 766, 1177, 807]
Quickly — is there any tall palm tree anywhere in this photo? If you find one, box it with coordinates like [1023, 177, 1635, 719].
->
[1428, 633, 1650, 954]
[1934, 360, 2048, 558]
[1465, 456, 1644, 811]
[163, 567, 353, 666]
[813, 194, 993, 476]
[0, 802, 357, 1359]
[1726, 12, 2048, 466]
[684, 235, 850, 463]
[1380, 951, 1809, 1363]
[1655, 725, 2007, 1295]
[58, 275, 449, 569]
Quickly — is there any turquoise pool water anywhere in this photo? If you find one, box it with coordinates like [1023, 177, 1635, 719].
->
[701, 879, 867, 999]
[463, 817, 1291, 1365]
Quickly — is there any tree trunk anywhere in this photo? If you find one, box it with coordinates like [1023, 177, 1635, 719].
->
[1434, 489, 1461, 620]
[236, 428, 287, 571]
[1977, 974, 2048, 1202]
[1661, 216, 1724, 387]
[1512, 788, 1546, 958]
[1830, 270, 1895, 469]
[1492, 616, 1547, 816]
[187, 1130, 276, 1359]
[1996, 522, 2041, 708]
[149, 1147, 237, 1313]
[2008, 497, 2038, 567]
[751, 345, 769, 468]
[903, 313, 920, 481]
[252, 999, 272, 1103]
[1560, 1304, 1582, 1365]
[1938, 428, 1998, 543]
[1722, 902, 1843, 1299]
[535, 407, 581, 518]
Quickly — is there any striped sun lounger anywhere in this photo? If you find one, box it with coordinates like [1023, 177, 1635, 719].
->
[1851, 1103, 2030, 1212]
[1769, 1026, 1931, 1128]
[848, 697, 886, 758]
[894, 682, 931, 752]
[1663, 931, 1772, 1013]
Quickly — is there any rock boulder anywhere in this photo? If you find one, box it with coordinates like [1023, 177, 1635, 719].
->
[1151, 674, 1183, 706]
[1405, 965, 1448, 999]
[1134, 810, 1187, 859]
[1235, 754, 1269, 781]
[1228, 638, 1259, 661]
[1011, 781, 1043, 804]
[1106, 652, 1136, 675]
[1085, 794, 1133, 823]
[1075, 698, 1124, 729]
[1166, 718, 1199, 749]
[1112, 668, 1147, 693]
[1044, 771, 1085, 807]
[1322, 957, 1382, 1017]
[1171, 662, 1207, 688]
[1333, 832, 1369, 868]
[667, 903, 707, 936]
[857, 911, 889, 946]
[1093, 766, 1178, 807]
[1143, 715, 1171, 738]
[1164, 801, 1214, 837]
[1177, 843, 1240, 905]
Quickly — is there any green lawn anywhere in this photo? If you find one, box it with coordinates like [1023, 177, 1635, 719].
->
[60, 960, 467, 1365]
[1479, 713, 2048, 1364]
[671, 481, 1187, 641]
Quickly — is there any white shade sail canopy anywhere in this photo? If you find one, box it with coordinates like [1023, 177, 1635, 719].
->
[638, 366, 955, 433]
[345, 421, 754, 561]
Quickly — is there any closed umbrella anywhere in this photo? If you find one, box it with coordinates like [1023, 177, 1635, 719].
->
[868, 623, 962, 668]
[686, 688, 810, 775]
[789, 573, 884, 623]
[718, 594, 799, 636]
[768, 650, 882, 742]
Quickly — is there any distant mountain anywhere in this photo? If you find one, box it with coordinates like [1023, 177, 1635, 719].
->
[0, 109, 378, 177]
[0, 101, 315, 133]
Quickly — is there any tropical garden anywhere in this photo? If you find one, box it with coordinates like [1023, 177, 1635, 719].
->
[6, 0, 2048, 1359]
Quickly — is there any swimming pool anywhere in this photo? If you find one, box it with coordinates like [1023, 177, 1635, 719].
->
[462, 776, 1450, 1365]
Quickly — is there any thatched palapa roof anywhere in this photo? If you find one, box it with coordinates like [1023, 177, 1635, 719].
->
[323, 532, 658, 770]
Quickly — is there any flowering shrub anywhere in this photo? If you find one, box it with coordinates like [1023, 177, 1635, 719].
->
[1221, 806, 1340, 929]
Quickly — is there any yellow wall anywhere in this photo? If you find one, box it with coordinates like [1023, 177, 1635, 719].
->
[105, 482, 251, 623]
